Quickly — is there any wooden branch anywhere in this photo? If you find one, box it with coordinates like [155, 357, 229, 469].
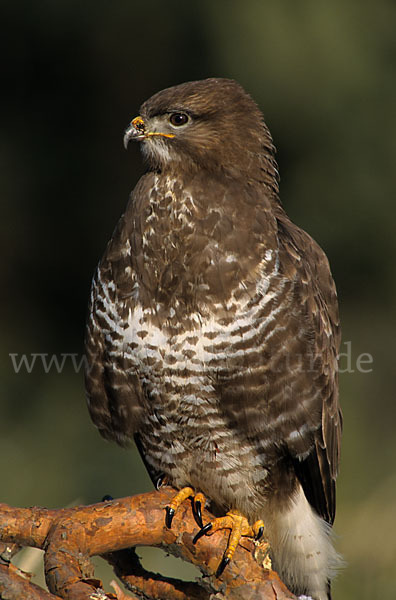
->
[0, 488, 296, 600]
[0, 541, 61, 599]
[103, 546, 208, 599]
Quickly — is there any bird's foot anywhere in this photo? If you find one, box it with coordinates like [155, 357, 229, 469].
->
[165, 487, 206, 529]
[154, 473, 168, 490]
[193, 510, 265, 577]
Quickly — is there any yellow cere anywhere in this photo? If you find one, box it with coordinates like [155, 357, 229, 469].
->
[131, 116, 146, 132]
[131, 116, 175, 139]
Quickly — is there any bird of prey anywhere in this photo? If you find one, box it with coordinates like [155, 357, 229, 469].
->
[85, 78, 342, 599]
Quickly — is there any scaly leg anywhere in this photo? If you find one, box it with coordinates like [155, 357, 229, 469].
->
[165, 487, 206, 529]
[193, 510, 265, 577]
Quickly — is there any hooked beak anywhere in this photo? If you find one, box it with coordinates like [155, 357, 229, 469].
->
[123, 116, 176, 149]
[123, 116, 146, 149]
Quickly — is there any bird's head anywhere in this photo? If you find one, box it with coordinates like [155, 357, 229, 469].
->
[123, 78, 278, 186]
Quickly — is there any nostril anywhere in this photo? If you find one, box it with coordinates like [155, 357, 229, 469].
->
[132, 116, 146, 132]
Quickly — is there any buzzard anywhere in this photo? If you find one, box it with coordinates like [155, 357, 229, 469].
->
[85, 78, 342, 599]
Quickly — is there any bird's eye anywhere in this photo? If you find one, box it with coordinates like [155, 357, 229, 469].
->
[169, 113, 189, 127]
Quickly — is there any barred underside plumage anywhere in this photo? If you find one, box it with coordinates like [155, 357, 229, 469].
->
[85, 78, 342, 600]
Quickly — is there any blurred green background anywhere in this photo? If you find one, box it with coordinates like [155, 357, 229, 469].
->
[1, 1, 395, 598]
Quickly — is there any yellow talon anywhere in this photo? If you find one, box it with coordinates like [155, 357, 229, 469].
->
[167, 486, 194, 512]
[165, 492, 268, 578]
[193, 510, 267, 577]
[165, 487, 207, 529]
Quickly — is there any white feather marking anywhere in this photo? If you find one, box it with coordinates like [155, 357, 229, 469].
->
[268, 485, 342, 600]
[141, 137, 178, 165]
[123, 306, 168, 350]
[286, 423, 315, 442]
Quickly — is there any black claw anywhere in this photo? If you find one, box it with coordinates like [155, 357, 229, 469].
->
[101, 494, 114, 502]
[216, 556, 230, 578]
[155, 473, 166, 490]
[255, 526, 264, 541]
[165, 506, 175, 529]
[193, 500, 204, 529]
[193, 522, 212, 544]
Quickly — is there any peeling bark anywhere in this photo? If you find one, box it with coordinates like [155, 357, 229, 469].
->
[0, 488, 296, 599]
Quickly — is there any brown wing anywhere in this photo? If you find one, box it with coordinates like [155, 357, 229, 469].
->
[84, 263, 144, 447]
[84, 176, 157, 447]
[276, 212, 342, 524]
